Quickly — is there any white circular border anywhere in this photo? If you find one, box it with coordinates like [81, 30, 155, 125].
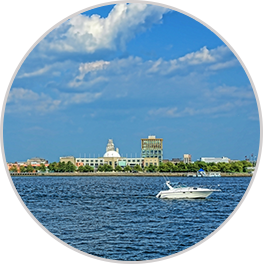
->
[0, 0, 263, 264]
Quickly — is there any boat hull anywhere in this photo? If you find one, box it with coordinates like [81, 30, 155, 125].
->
[156, 190, 214, 199]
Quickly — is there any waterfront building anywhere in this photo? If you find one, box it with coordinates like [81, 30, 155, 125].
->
[143, 157, 159, 167]
[27, 157, 48, 165]
[229, 159, 240, 163]
[163, 158, 182, 165]
[183, 154, 192, 164]
[141, 135, 163, 163]
[75, 139, 121, 169]
[59, 156, 76, 165]
[7, 161, 49, 173]
[200, 157, 229, 163]
[172, 158, 183, 164]
[117, 158, 144, 168]
[75, 139, 145, 170]
[75, 158, 105, 168]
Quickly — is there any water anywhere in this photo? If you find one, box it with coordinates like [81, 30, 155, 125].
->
[12, 176, 251, 261]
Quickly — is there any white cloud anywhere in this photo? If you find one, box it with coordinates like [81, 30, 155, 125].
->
[208, 59, 237, 70]
[178, 46, 215, 65]
[148, 103, 235, 118]
[146, 46, 235, 75]
[7, 88, 61, 113]
[69, 60, 110, 87]
[205, 85, 255, 100]
[17, 65, 51, 78]
[61, 92, 102, 105]
[41, 3, 169, 53]
[6, 88, 102, 113]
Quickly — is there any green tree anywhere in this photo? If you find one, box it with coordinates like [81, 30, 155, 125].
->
[48, 162, 57, 172]
[177, 162, 187, 172]
[26, 164, 34, 173]
[133, 164, 142, 172]
[115, 165, 123, 172]
[97, 164, 113, 172]
[77, 165, 85, 172]
[9, 165, 17, 172]
[195, 161, 208, 171]
[124, 165, 132, 172]
[166, 162, 175, 172]
[210, 165, 219, 171]
[186, 162, 199, 172]
[230, 161, 243, 172]
[57, 161, 66, 172]
[145, 164, 157, 172]
[65, 161, 76, 172]
[83, 164, 94, 172]
[20, 165, 26, 173]
[39, 163, 46, 172]
[97, 165, 104, 172]
[158, 162, 169, 172]
[104, 164, 113, 172]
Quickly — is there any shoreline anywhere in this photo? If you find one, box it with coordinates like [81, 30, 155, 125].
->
[10, 172, 253, 177]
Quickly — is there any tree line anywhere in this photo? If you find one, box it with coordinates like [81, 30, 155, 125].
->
[9, 160, 254, 173]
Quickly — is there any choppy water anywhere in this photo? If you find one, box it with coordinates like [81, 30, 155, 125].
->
[12, 176, 251, 261]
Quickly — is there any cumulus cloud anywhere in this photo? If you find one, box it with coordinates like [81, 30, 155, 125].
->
[69, 60, 110, 87]
[146, 46, 235, 75]
[178, 46, 215, 64]
[41, 3, 169, 53]
[6, 88, 101, 113]
[7, 88, 61, 113]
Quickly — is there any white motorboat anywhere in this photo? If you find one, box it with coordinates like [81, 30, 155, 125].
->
[156, 181, 220, 199]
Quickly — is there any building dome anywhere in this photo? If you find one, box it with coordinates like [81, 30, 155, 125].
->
[103, 150, 121, 158]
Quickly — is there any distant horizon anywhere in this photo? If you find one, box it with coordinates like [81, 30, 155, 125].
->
[3, 3, 259, 164]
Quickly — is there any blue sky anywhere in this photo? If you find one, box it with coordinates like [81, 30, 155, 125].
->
[4, 3, 259, 163]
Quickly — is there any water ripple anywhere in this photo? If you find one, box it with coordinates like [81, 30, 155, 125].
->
[12, 176, 250, 261]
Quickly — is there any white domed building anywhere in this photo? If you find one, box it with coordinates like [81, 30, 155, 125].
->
[75, 139, 144, 170]
[103, 139, 121, 168]
[103, 151, 121, 158]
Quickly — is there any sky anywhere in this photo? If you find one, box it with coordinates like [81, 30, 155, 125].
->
[3, 3, 260, 163]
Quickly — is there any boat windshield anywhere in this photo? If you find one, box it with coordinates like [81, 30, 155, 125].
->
[171, 183, 187, 188]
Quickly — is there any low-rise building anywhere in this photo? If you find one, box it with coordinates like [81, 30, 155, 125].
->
[162, 158, 183, 164]
[200, 157, 229, 163]
[59, 156, 76, 165]
[27, 157, 48, 165]
[143, 157, 159, 167]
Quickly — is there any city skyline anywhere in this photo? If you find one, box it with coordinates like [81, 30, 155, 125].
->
[3, 3, 260, 163]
